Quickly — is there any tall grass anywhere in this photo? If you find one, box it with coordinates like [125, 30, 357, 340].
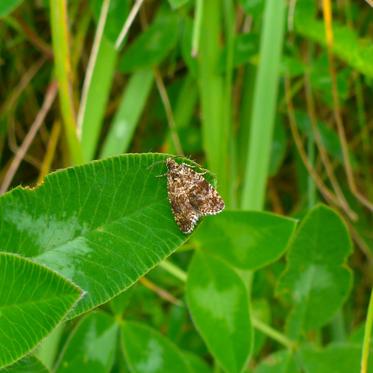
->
[241, 0, 286, 210]
[78, 0, 117, 162]
[49, 0, 82, 165]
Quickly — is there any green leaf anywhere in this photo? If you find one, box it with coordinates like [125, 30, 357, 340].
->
[55, 312, 118, 373]
[183, 352, 210, 373]
[300, 343, 373, 373]
[295, 111, 357, 168]
[239, 0, 264, 17]
[294, 5, 373, 78]
[309, 55, 350, 107]
[0, 0, 23, 17]
[167, 0, 189, 9]
[0, 253, 81, 369]
[193, 211, 296, 270]
[119, 15, 179, 73]
[1, 356, 49, 373]
[186, 251, 252, 373]
[220, 33, 258, 70]
[121, 321, 191, 373]
[0, 153, 188, 317]
[254, 350, 298, 373]
[276, 204, 353, 336]
[109, 287, 134, 316]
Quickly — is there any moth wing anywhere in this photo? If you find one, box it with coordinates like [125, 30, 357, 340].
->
[186, 171, 225, 216]
[168, 192, 200, 233]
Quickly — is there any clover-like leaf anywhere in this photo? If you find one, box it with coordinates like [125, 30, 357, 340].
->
[193, 210, 296, 270]
[186, 251, 252, 373]
[0, 154, 189, 317]
[1, 355, 49, 373]
[277, 204, 352, 336]
[300, 343, 373, 373]
[0, 253, 81, 369]
[121, 322, 191, 373]
[55, 311, 118, 373]
[254, 350, 297, 373]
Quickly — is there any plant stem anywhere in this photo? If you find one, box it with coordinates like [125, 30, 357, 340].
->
[115, 0, 145, 50]
[361, 288, 373, 373]
[49, 0, 83, 165]
[0, 83, 57, 194]
[251, 316, 295, 350]
[192, 0, 203, 57]
[159, 260, 187, 283]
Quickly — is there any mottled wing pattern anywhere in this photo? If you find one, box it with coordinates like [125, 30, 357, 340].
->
[187, 175, 225, 216]
[168, 188, 199, 234]
[166, 158, 225, 234]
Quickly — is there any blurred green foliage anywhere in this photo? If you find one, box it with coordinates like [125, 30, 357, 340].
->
[0, 0, 373, 372]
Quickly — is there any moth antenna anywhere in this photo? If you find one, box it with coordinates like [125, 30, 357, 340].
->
[146, 157, 171, 172]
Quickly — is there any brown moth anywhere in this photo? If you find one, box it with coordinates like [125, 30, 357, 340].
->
[166, 158, 225, 234]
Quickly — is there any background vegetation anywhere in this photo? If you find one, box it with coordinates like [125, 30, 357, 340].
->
[0, 0, 372, 372]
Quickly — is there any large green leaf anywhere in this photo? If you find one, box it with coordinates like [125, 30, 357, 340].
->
[0, 253, 81, 369]
[300, 343, 373, 373]
[55, 312, 118, 373]
[193, 211, 296, 270]
[121, 321, 191, 373]
[0, 154, 188, 317]
[1, 356, 49, 373]
[276, 204, 352, 336]
[119, 14, 179, 73]
[186, 251, 252, 373]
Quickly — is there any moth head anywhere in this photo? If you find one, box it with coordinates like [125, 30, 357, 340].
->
[166, 157, 178, 170]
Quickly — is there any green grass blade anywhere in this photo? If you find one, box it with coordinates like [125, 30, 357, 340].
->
[49, 0, 83, 165]
[79, 0, 117, 162]
[198, 0, 228, 200]
[361, 288, 373, 373]
[241, 0, 286, 210]
[0, 253, 81, 369]
[100, 69, 153, 158]
[166, 74, 198, 153]
[79, 36, 117, 161]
